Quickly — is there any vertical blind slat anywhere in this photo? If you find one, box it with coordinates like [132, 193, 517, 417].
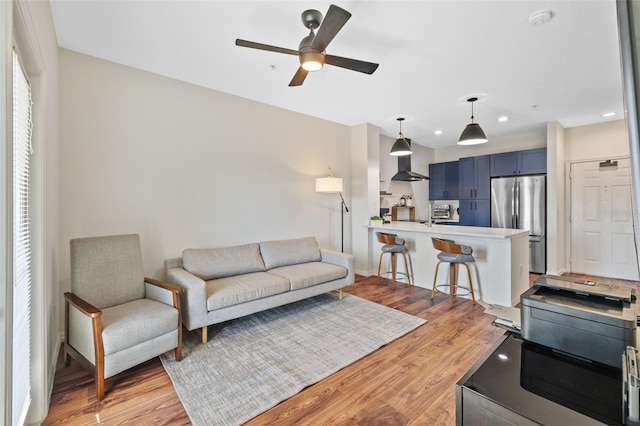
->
[12, 48, 32, 426]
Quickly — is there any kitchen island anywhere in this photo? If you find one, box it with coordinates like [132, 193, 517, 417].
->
[368, 222, 530, 307]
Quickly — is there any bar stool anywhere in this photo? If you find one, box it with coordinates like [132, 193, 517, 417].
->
[431, 237, 476, 306]
[376, 232, 414, 288]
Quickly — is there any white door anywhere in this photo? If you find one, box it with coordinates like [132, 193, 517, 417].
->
[570, 158, 639, 280]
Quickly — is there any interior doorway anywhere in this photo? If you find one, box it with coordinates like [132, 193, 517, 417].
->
[569, 157, 639, 281]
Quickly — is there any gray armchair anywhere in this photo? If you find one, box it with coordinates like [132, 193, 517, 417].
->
[64, 234, 183, 400]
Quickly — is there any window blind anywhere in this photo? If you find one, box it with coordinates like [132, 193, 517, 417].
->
[12, 48, 32, 426]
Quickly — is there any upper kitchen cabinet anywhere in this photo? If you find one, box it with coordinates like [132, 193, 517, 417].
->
[460, 155, 491, 200]
[490, 148, 547, 177]
[429, 161, 459, 200]
[459, 155, 490, 227]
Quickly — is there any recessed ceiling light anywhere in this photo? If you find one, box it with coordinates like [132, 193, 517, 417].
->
[434, 130, 443, 135]
[498, 116, 509, 122]
[602, 112, 616, 117]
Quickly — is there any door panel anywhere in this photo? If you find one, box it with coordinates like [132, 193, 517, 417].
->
[491, 177, 516, 228]
[518, 175, 546, 236]
[570, 158, 639, 280]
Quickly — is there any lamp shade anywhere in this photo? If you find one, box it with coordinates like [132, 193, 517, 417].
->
[315, 177, 343, 193]
[390, 137, 412, 156]
[458, 123, 488, 145]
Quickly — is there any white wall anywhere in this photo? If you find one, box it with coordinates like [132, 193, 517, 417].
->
[58, 48, 351, 294]
[351, 123, 379, 275]
[379, 135, 434, 221]
[547, 121, 566, 275]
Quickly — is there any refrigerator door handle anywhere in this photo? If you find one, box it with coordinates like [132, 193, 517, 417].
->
[515, 180, 520, 229]
[511, 182, 516, 228]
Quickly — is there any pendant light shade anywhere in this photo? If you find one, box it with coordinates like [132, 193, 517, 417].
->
[458, 97, 488, 145]
[390, 117, 412, 156]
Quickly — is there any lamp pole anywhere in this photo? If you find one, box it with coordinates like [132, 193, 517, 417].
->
[338, 191, 349, 253]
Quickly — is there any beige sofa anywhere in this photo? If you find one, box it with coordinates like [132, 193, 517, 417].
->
[165, 236, 355, 343]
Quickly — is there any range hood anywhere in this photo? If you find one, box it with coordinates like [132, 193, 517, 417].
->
[391, 140, 429, 181]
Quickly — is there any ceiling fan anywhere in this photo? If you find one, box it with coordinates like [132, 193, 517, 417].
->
[235, 4, 379, 87]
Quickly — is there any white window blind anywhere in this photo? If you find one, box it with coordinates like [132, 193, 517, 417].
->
[12, 48, 32, 426]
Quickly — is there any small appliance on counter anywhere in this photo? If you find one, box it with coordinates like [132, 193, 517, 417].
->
[521, 274, 637, 368]
[431, 204, 450, 220]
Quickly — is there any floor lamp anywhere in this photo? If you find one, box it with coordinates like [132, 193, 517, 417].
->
[316, 166, 349, 252]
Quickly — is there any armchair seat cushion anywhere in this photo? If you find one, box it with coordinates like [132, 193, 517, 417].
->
[206, 272, 290, 311]
[269, 262, 348, 291]
[101, 298, 179, 356]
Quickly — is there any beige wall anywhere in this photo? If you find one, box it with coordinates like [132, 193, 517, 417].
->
[564, 119, 629, 161]
[58, 49, 351, 281]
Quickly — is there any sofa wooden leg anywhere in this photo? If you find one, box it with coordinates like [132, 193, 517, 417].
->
[201, 326, 208, 344]
[331, 289, 343, 299]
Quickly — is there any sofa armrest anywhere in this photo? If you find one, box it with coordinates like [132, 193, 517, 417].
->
[165, 266, 207, 331]
[320, 249, 355, 285]
[145, 277, 183, 307]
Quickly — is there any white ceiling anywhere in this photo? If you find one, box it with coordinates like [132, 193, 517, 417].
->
[49, 0, 624, 149]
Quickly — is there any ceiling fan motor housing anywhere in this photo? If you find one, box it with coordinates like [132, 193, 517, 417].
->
[299, 32, 324, 70]
[301, 9, 323, 30]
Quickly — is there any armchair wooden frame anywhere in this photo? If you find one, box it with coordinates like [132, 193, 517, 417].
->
[64, 277, 183, 400]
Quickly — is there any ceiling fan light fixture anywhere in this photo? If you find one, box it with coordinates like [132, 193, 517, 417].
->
[300, 51, 324, 71]
[458, 97, 488, 145]
[390, 117, 412, 156]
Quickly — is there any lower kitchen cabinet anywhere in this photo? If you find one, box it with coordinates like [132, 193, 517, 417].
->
[459, 199, 490, 227]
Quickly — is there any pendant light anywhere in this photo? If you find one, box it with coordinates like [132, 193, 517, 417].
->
[458, 97, 488, 145]
[390, 117, 412, 156]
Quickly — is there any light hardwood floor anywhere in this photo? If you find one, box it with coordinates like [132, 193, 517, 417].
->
[43, 273, 638, 425]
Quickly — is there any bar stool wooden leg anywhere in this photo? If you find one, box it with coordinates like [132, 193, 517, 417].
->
[391, 252, 397, 289]
[401, 252, 412, 286]
[431, 260, 442, 299]
[449, 263, 456, 306]
[376, 252, 385, 284]
[461, 262, 476, 305]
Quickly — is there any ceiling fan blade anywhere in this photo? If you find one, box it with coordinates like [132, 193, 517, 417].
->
[325, 55, 379, 75]
[235, 39, 299, 56]
[311, 5, 351, 52]
[289, 67, 309, 86]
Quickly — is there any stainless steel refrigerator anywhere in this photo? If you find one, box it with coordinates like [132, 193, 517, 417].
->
[491, 175, 546, 273]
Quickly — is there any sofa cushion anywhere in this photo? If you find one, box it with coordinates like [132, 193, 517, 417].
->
[259, 237, 321, 270]
[269, 262, 348, 291]
[206, 272, 290, 311]
[183, 243, 265, 280]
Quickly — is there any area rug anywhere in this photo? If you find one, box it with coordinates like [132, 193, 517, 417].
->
[160, 293, 426, 425]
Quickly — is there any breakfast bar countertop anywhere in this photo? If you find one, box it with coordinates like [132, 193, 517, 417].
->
[367, 221, 529, 240]
[366, 222, 531, 307]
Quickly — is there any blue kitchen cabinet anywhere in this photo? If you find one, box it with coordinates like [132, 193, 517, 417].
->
[460, 155, 490, 199]
[429, 161, 458, 200]
[491, 148, 547, 176]
[459, 155, 490, 226]
[459, 199, 490, 227]
[518, 148, 547, 175]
